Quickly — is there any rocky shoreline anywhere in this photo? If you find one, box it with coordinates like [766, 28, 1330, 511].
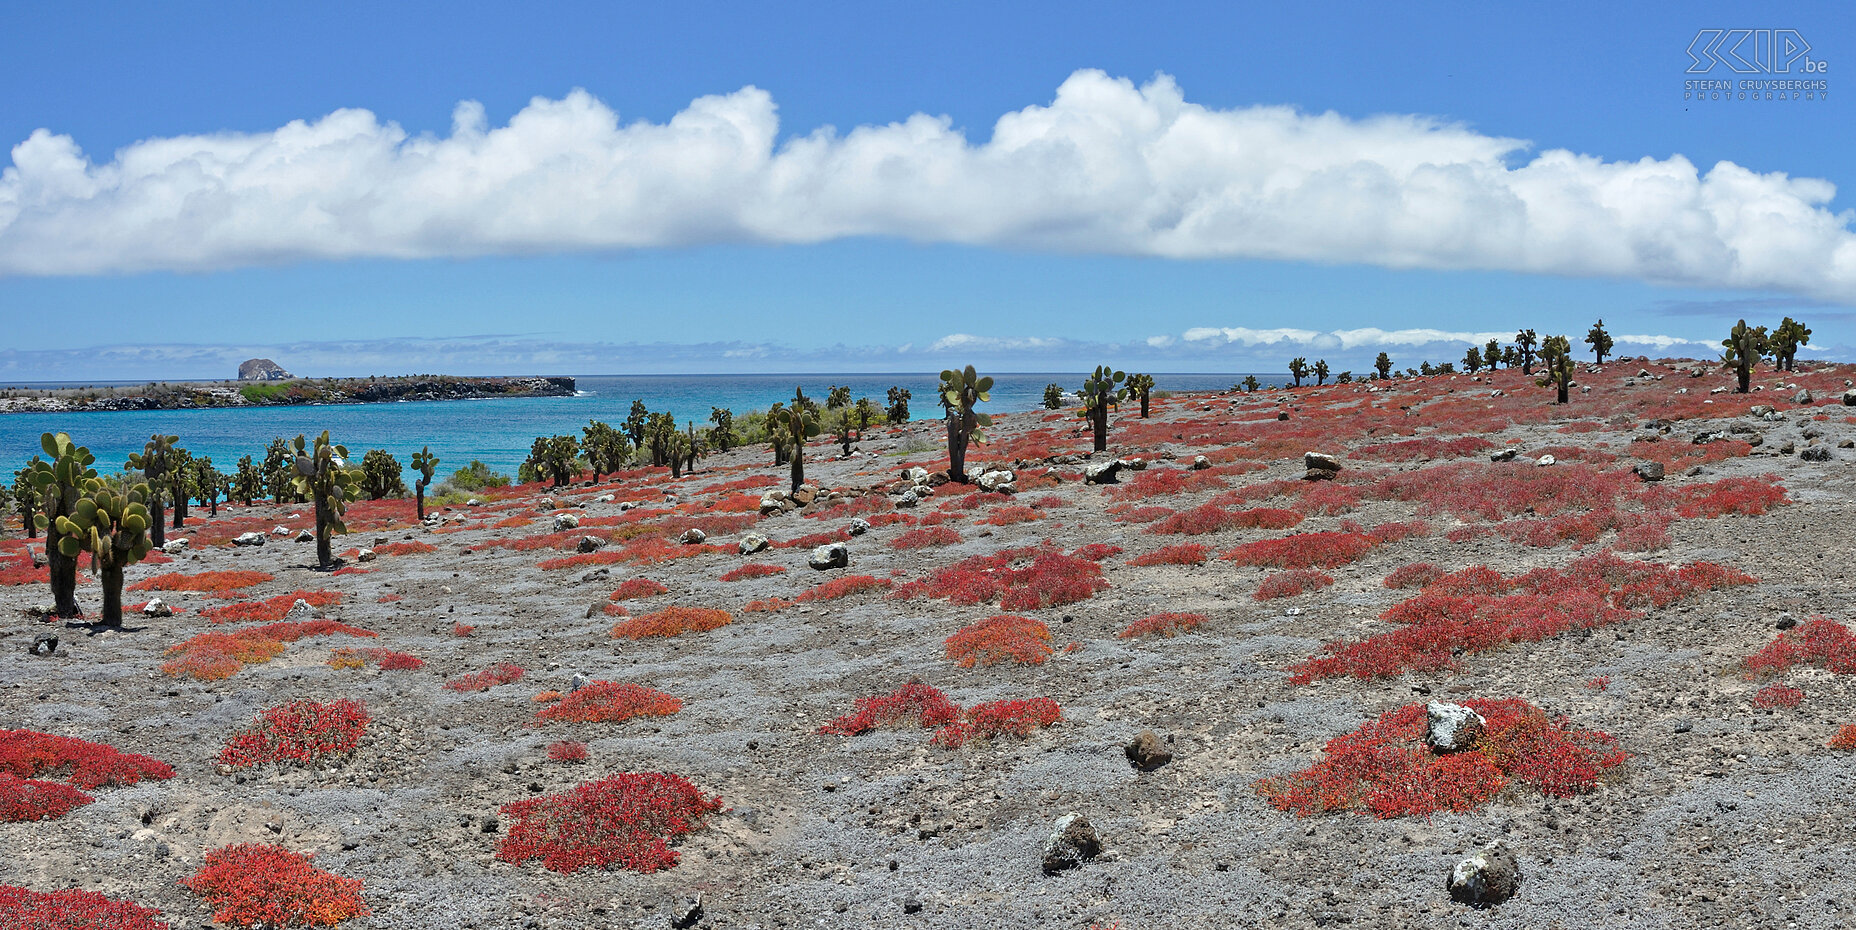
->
[0, 376, 577, 414]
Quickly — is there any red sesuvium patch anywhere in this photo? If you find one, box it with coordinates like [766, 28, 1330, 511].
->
[890, 546, 1107, 611]
[1384, 562, 1445, 590]
[127, 570, 273, 595]
[1072, 543, 1123, 561]
[891, 526, 962, 549]
[981, 505, 1042, 526]
[1222, 531, 1377, 570]
[1129, 543, 1213, 566]
[1114, 505, 1177, 524]
[1254, 569, 1336, 600]
[536, 682, 682, 724]
[162, 621, 375, 681]
[1355, 435, 1496, 462]
[199, 590, 343, 624]
[945, 615, 1054, 667]
[444, 663, 526, 692]
[371, 541, 436, 557]
[497, 772, 723, 874]
[775, 529, 853, 550]
[1252, 699, 1626, 819]
[1147, 505, 1302, 536]
[327, 648, 423, 671]
[1742, 618, 1856, 676]
[721, 563, 785, 582]
[0, 730, 175, 789]
[611, 607, 733, 639]
[1754, 684, 1804, 708]
[182, 843, 368, 927]
[817, 682, 961, 735]
[608, 578, 669, 601]
[797, 574, 889, 602]
[1291, 553, 1756, 683]
[0, 774, 94, 822]
[1677, 475, 1789, 518]
[0, 886, 170, 930]
[1829, 726, 1856, 750]
[451, 622, 475, 637]
[547, 740, 588, 763]
[218, 699, 369, 769]
[931, 698, 1062, 749]
[1119, 612, 1209, 638]
[1109, 468, 1229, 500]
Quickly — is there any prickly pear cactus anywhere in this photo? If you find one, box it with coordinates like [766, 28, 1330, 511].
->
[1078, 366, 1126, 452]
[290, 431, 362, 570]
[55, 478, 154, 626]
[940, 366, 993, 482]
[125, 434, 178, 548]
[411, 446, 440, 522]
[784, 389, 822, 491]
[28, 432, 98, 617]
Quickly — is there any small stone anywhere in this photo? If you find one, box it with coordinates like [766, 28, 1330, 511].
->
[976, 470, 1016, 493]
[668, 893, 703, 928]
[893, 490, 919, 508]
[356, 548, 376, 562]
[1276, 411, 1290, 421]
[270, 525, 291, 536]
[1041, 813, 1101, 874]
[1794, 389, 1813, 405]
[1447, 841, 1522, 907]
[1301, 467, 1336, 481]
[1125, 731, 1172, 771]
[678, 528, 707, 545]
[576, 536, 606, 554]
[1632, 461, 1665, 482]
[1490, 449, 1518, 462]
[1083, 460, 1121, 485]
[141, 598, 173, 618]
[570, 672, 590, 692]
[552, 513, 580, 531]
[1843, 389, 1856, 407]
[233, 532, 267, 547]
[162, 539, 189, 555]
[1425, 702, 1486, 753]
[28, 634, 58, 657]
[1534, 454, 1555, 467]
[295, 529, 314, 543]
[1800, 446, 1830, 462]
[1117, 457, 1147, 471]
[791, 484, 819, 507]
[1190, 455, 1210, 470]
[1779, 441, 1796, 455]
[738, 533, 770, 554]
[808, 542, 850, 570]
[847, 518, 872, 536]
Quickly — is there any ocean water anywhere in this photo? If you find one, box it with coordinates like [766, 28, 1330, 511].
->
[0, 372, 1273, 480]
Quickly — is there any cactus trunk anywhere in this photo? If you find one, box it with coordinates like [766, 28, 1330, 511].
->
[945, 412, 968, 483]
[99, 564, 124, 627]
[415, 481, 426, 522]
[1139, 392, 1150, 418]
[789, 454, 804, 493]
[173, 497, 185, 529]
[148, 493, 165, 548]
[314, 496, 334, 570]
[1557, 379, 1569, 404]
[1736, 360, 1751, 394]
[48, 548, 79, 618]
[1091, 405, 1109, 452]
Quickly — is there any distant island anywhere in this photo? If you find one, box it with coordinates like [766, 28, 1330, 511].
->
[0, 367, 576, 414]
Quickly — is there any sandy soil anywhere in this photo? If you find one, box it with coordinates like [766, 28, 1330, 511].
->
[5, 359, 1855, 930]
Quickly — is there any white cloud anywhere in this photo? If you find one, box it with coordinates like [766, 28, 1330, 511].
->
[3, 70, 1855, 300]
[929, 333, 1069, 352]
[1615, 333, 1714, 350]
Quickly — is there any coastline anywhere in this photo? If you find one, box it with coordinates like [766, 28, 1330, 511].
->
[0, 375, 577, 415]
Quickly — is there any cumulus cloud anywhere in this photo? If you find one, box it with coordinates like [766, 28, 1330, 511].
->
[3, 71, 1854, 300]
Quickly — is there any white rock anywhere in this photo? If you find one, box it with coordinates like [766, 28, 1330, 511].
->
[1425, 702, 1487, 752]
[161, 539, 188, 555]
[141, 598, 172, 617]
[552, 513, 580, 531]
[233, 532, 267, 547]
[356, 548, 376, 562]
[1535, 454, 1556, 467]
[678, 528, 707, 545]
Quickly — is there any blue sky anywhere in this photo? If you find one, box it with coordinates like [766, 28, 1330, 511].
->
[1, 1, 1850, 380]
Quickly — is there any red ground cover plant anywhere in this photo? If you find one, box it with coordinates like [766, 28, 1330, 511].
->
[1253, 699, 1626, 818]
[1742, 617, 1856, 676]
[1119, 612, 1209, 638]
[1254, 569, 1336, 600]
[1754, 684, 1804, 708]
[0, 774, 94, 822]
[1222, 532, 1377, 570]
[497, 773, 723, 874]
[1072, 543, 1123, 561]
[1147, 505, 1302, 536]
[1677, 475, 1789, 518]
[199, 590, 343, 623]
[127, 570, 272, 595]
[610, 606, 733, 639]
[891, 526, 962, 549]
[890, 546, 1108, 610]
[0, 886, 170, 930]
[182, 843, 368, 927]
[218, 699, 369, 769]
[547, 740, 589, 763]
[1128, 543, 1213, 567]
[536, 682, 682, 724]
[0, 730, 174, 788]
[945, 615, 1054, 667]
[981, 504, 1042, 526]
[1355, 435, 1496, 462]
[817, 682, 961, 735]
[797, 574, 890, 602]
[1114, 505, 1176, 524]
[326, 648, 423, 671]
[1383, 562, 1445, 590]
[1109, 468, 1229, 500]
[608, 578, 669, 601]
[931, 698, 1062, 748]
[162, 621, 375, 681]
[1829, 726, 1856, 751]
[444, 663, 526, 692]
[371, 541, 436, 556]
[1291, 553, 1755, 683]
[451, 622, 475, 637]
[774, 529, 852, 550]
[720, 563, 786, 582]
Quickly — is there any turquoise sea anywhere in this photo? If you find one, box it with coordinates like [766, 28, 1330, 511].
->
[0, 372, 1273, 480]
